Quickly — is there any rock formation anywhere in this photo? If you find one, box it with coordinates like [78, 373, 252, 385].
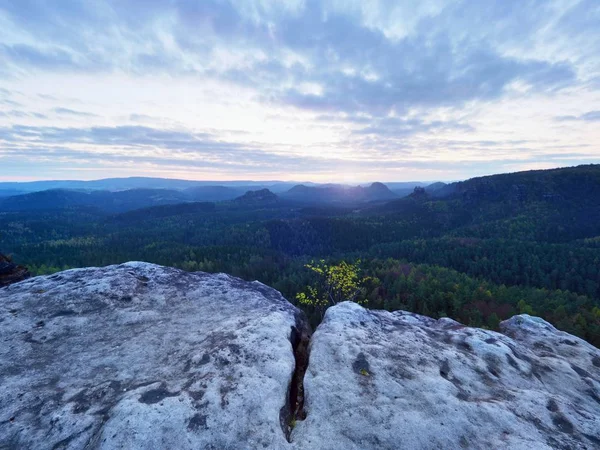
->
[0, 263, 307, 449]
[1, 263, 599, 449]
[296, 302, 600, 449]
[233, 188, 279, 205]
[0, 253, 30, 287]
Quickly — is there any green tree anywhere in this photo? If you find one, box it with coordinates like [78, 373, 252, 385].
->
[517, 299, 535, 315]
[487, 312, 501, 330]
[296, 260, 368, 317]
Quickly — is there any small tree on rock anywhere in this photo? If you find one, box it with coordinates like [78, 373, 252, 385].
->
[296, 260, 368, 318]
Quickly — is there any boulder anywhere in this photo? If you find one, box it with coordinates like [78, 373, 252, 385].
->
[0, 262, 307, 449]
[2, 265, 599, 449]
[293, 302, 600, 449]
[0, 253, 30, 287]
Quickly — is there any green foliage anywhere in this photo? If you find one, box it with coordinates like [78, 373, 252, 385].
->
[296, 260, 369, 316]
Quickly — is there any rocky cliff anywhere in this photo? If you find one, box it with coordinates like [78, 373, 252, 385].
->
[296, 302, 600, 449]
[0, 253, 30, 287]
[1, 263, 599, 449]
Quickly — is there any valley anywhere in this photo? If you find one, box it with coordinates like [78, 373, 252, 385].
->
[2, 164, 599, 346]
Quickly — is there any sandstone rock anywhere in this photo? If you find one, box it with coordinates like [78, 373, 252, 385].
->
[293, 302, 600, 449]
[0, 263, 306, 449]
[2, 265, 600, 449]
[0, 253, 30, 287]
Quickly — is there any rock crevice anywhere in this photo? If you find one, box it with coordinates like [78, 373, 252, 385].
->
[281, 320, 311, 442]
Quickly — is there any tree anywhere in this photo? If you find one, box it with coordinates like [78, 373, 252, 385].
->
[296, 260, 368, 317]
[487, 312, 501, 330]
[517, 299, 534, 315]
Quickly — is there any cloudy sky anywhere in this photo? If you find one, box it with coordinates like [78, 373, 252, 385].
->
[0, 0, 599, 182]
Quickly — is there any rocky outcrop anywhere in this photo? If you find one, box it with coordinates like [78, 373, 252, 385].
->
[1, 265, 599, 449]
[233, 188, 279, 205]
[0, 253, 30, 287]
[295, 302, 600, 449]
[0, 263, 307, 449]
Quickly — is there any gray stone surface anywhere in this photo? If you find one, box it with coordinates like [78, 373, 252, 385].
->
[0, 263, 304, 449]
[3, 266, 600, 449]
[293, 302, 600, 450]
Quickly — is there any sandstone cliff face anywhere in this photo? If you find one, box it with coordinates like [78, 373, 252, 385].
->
[1, 263, 599, 449]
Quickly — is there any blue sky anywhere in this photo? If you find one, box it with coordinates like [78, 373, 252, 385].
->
[0, 0, 599, 182]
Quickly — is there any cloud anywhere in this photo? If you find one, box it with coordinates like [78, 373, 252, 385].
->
[555, 111, 600, 122]
[0, 110, 47, 119]
[0, 124, 298, 168]
[53, 107, 98, 117]
[0, 110, 28, 118]
[0, 1, 581, 115]
[129, 114, 157, 122]
[352, 117, 475, 138]
[267, 5, 575, 115]
[0, 43, 80, 71]
[0, 88, 23, 107]
[0, 99, 22, 107]
[0, 0, 598, 181]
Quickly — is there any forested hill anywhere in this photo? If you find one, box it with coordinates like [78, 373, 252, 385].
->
[374, 164, 600, 243]
[436, 164, 600, 204]
[0, 188, 202, 213]
[0, 181, 423, 211]
[281, 182, 398, 204]
[1, 164, 600, 346]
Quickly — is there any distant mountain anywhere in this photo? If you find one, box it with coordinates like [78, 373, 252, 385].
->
[104, 189, 190, 212]
[380, 182, 428, 197]
[0, 189, 102, 211]
[184, 186, 245, 202]
[0, 189, 25, 198]
[377, 165, 600, 210]
[0, 177, 428, 201]
[0, 177, 320, 194]
[0, 178, 202, 193]
[434, 164, 600, 204]
[372, 164, 600, 242]
[386, 182, 446, 198]
[233, 189, 279, 205]
[366, 182, 398, 200]
[0, 183, 301, 213]
[0, 188, 191, 213]
[282, 184, 314, 201]
[281, 182, 397, 205]
[424, 182, 447, 194]
[383, 182, 427, 190]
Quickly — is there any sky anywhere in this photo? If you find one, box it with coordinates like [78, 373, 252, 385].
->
[0, 0, 599, 183]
